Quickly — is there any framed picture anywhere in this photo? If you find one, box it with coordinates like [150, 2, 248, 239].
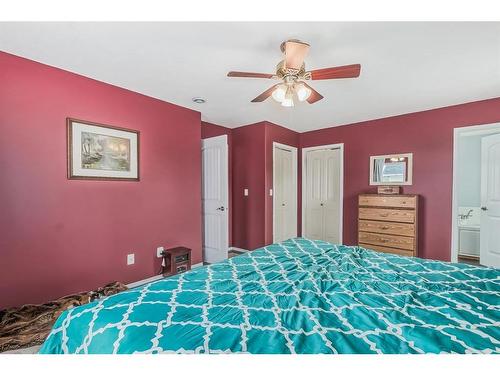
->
[369, 153, 412, 186]
[67, 118, 140, 181]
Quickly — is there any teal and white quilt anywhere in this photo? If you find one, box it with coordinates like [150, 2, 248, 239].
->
[40, 238, 500, 354]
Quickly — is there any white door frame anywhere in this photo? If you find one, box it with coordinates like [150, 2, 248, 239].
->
[273, 142, 298, 242]
[301, 143, 344, 244]
[201, 134, 229, 262]
[451, 122, 500, 263]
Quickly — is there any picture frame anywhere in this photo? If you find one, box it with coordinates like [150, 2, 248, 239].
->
[67, 118, 140, 181]
[369, 153, 413, 186]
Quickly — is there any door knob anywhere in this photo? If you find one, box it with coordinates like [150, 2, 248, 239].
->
[216, 206, 225, 211]
[481, 206, 488, 211]
[282, 203, 286, 207]
[320, 203, 324, 206]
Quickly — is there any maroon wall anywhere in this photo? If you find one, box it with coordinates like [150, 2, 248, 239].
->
[0, 52, 203, 308]
[231, 123, 267, 250]
[224, 121, 299, 250]
[300, 97, 500, 261]
[201, 122, 233, 246]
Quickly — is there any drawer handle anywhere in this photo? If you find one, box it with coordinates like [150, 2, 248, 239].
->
[379, 213, 389, 217]
[381, 226, 390, 230]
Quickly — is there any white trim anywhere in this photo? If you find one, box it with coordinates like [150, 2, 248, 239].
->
[126, 262, 205, 288]
[301, 143, 344, 244]
[126, 275, 163, 289]
[272, 142, 298, 243]
[229, 247, 249, 253]
[451, 122, 500, 263]
[369, 153, 413, 186]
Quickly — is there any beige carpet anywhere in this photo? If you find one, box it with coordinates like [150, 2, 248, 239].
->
[2, 345, 40, 354]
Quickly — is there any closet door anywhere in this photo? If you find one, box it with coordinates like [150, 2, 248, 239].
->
[274, 146, 297, 243]
[323, 149, 341, 244]
[304, 148, 342, 243]
[305, 150, 326, 240]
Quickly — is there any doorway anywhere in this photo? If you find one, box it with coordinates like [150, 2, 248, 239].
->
[273, 142, 298, 243]
[452, 123, 500, 268]
[202, 135, 229, 263]
[302, 144, 344, 244]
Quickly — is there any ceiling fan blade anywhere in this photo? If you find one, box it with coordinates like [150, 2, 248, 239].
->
[227, 71, 274, 79]
[251, 85, 278, 102]
[284, 40, 310, 70]
[309, 64, 361, 80]
[302, 82, 324, 104]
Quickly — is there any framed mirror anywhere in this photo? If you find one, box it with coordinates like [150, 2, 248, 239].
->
[370, 153, 413, 185]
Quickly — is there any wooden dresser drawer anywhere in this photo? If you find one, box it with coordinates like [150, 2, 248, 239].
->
[358, 220, 415, 237]
[359, 232, 415, 251]
[359, 243, 414, 257]
[358, 207, 415, 223]
[358, 195, 417, 209]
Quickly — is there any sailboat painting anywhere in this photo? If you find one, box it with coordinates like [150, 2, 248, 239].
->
[67, 118, 139, 181]
[81, 132, 130, 171]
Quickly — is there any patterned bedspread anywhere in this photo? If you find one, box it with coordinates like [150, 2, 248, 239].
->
[40, 238, 500, 354]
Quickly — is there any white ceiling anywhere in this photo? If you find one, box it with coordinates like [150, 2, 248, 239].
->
[1, 22, 499, 132]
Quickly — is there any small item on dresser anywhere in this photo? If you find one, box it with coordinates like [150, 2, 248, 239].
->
[160, 247, 192, 277]
[377, 185, 401, 195]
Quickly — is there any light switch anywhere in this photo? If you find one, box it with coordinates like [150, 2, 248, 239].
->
[244, 188, 249, 196]
[127, 253, 135, 265]
[156, 246, 164, 258]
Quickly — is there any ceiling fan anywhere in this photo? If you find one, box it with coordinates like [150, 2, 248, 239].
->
[227, 39, 361, 107]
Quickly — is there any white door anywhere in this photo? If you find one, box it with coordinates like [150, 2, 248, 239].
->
[202, 135, 229, 263]
[273, 145, 297, 243]
[480, 133, 500, 268]
[323, 150, 341, 244]
[304, 148, 342, 243]
[304, 150, 325, 240]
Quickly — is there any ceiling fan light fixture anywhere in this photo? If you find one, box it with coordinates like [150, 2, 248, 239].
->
[281, 88, 294, 107]
[227, 40, 361, 106]
[296, 83, 311, 102]
[272, 85, 287, 102]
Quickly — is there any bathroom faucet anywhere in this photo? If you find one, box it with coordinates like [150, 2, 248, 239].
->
[458, 209, 473, 220]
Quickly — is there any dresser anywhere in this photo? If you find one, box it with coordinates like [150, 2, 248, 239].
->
[358, 194, 419, 257]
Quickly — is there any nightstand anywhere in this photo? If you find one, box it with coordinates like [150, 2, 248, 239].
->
[160, 247, 192, 277]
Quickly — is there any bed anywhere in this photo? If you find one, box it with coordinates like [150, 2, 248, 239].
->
[39, 238, 500, 354]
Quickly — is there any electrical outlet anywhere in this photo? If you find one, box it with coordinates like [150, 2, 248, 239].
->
[269, 189, 273, 196]
[244, 188, 249, 196]
[156, 246, 164, 258]
[127, 253, 135, 265]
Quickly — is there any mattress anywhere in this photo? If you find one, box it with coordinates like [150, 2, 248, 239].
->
[40, 238, 500, 354]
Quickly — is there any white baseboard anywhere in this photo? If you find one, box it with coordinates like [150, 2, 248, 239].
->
[126, 275, 163, 289]
[229, 247, 249, 253]
[126, 262, 204, 289]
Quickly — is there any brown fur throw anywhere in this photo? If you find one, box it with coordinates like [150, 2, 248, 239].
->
[0, 281, 128, 353]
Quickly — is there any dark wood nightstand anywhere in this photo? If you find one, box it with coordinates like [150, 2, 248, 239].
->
[160, 247, 192, 277]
